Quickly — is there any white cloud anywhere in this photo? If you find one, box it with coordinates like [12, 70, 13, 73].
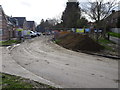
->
[2, 0, 107, 24]
[1, 0, 68, 24]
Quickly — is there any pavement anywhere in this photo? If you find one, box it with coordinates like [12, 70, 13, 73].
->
[0, 45, 61, 88]
[0, 36, 119, 88]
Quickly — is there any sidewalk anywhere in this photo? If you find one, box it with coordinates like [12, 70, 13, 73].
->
[0, 47, 61, 88]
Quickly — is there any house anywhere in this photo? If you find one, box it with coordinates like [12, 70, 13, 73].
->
[13, 17, 28, 30]
[102, 10, 120, 33]
[0, 5, 9, 41]
[27, 21, 35, 31]
[7, 16, 18, 38]
[103, 10, 120, 28]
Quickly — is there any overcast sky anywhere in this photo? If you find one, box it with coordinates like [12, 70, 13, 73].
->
[0, 0, 118, 24]
[0, 0, 89, 24]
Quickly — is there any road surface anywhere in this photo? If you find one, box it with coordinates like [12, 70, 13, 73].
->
[1, 36, 119, 88]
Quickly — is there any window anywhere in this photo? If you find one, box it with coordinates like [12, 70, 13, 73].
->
[0, 29, 2, 36]
[0, 16, 2, 21]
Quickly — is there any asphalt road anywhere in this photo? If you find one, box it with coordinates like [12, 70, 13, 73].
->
[1, 36, 119, 88]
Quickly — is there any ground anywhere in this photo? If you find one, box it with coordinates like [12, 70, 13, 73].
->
[1, 73, 56, 89]
[0, 36, 119, 88]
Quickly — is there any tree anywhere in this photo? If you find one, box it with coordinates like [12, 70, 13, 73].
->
[39, 19, 45, 27]
[77, 17, 88, 28]
[82, 0, 117, 40]
[61, 1, 81, 28]
[82, 0, 117, 23]
[36, 19, 45, 32]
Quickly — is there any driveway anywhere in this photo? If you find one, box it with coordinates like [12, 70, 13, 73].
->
[1, 36, 119, 88]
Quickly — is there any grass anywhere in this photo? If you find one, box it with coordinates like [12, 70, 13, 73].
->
[1, 73, 33, 89]
[107, 32, 120, 38]
[1, 73, 57, 89]
[98, 38, 113, 44]
[98, 38, 114, 51]
[54, 39, 61, 44]
[0, 40, 21, 46]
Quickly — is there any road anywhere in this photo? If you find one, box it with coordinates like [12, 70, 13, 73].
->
[1, 36, 119, 88]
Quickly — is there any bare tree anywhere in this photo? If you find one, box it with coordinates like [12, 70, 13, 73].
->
[82, 0, 117, 23]
[81, 0, 118, 40]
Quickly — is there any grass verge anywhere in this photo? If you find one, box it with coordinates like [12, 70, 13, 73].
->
[98, 38, 114, 51]
[0, 40, 21, 46]
[0, 73, 57, 89]
[107, 32, 120, 38]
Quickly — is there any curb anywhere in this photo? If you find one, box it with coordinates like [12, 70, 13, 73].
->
[82, 51, 120, 60]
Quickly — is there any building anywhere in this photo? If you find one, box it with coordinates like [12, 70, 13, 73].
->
[13, 17, 28, 30]
[0, 5, 9, 41]
[103, 10, 120, 28]
[27, 21, 35, 31]
[7, 16, 18, 38]
[68, 0, 77, 2]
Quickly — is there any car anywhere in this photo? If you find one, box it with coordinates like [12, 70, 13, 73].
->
[30, 31, 37, 38]
[34, 31, 41, 36]
[36, 32, 41, 36]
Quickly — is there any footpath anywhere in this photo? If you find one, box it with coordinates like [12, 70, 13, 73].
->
[0, 46, 61, 88]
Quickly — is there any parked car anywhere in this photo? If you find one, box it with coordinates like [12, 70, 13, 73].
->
[30, 31, 37, 38]
[36, 32, 41, 36]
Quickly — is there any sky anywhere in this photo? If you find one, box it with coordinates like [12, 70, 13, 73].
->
[0, 0, 119, 25]
[0, 0, 88, 24]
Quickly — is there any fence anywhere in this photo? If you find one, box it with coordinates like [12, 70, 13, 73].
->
[110, 28, 120, 33]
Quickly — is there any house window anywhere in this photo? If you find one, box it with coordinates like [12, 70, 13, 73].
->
[0, 15, 2, 20]
[0, 29, 2, 36]
[0, 16, 2, 21]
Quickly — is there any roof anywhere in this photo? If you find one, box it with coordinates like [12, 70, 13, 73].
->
[13, 17, 26, 27]
[106, 11, 120, 21]
[27, 21, 35, 28]
[68, 0, 77, 2]
[7, 16, 18, 26]
[102, 10, 120, 28]
[0, 5, 8, 21]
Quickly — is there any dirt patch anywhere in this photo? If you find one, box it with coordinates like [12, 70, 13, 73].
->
[56, 33, 104, 52]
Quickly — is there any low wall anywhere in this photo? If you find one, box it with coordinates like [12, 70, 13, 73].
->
[110, 28, 120, 33]
[110, 36, 120, 45]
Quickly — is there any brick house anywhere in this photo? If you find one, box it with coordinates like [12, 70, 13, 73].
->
[99, 10, 120, 34]
[27, 21, 35, 31]
[0, 5, 9, 41]
[103, 10, 120, 29]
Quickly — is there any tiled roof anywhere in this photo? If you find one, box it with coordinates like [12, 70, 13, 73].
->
[7, 17, 18, 26]
[13, 17, 26, 27]
[27, 21, 35, 28]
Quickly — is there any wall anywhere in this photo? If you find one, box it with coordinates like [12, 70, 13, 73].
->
[110, 28, 120, 33]
[0, 6, 9, 41]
